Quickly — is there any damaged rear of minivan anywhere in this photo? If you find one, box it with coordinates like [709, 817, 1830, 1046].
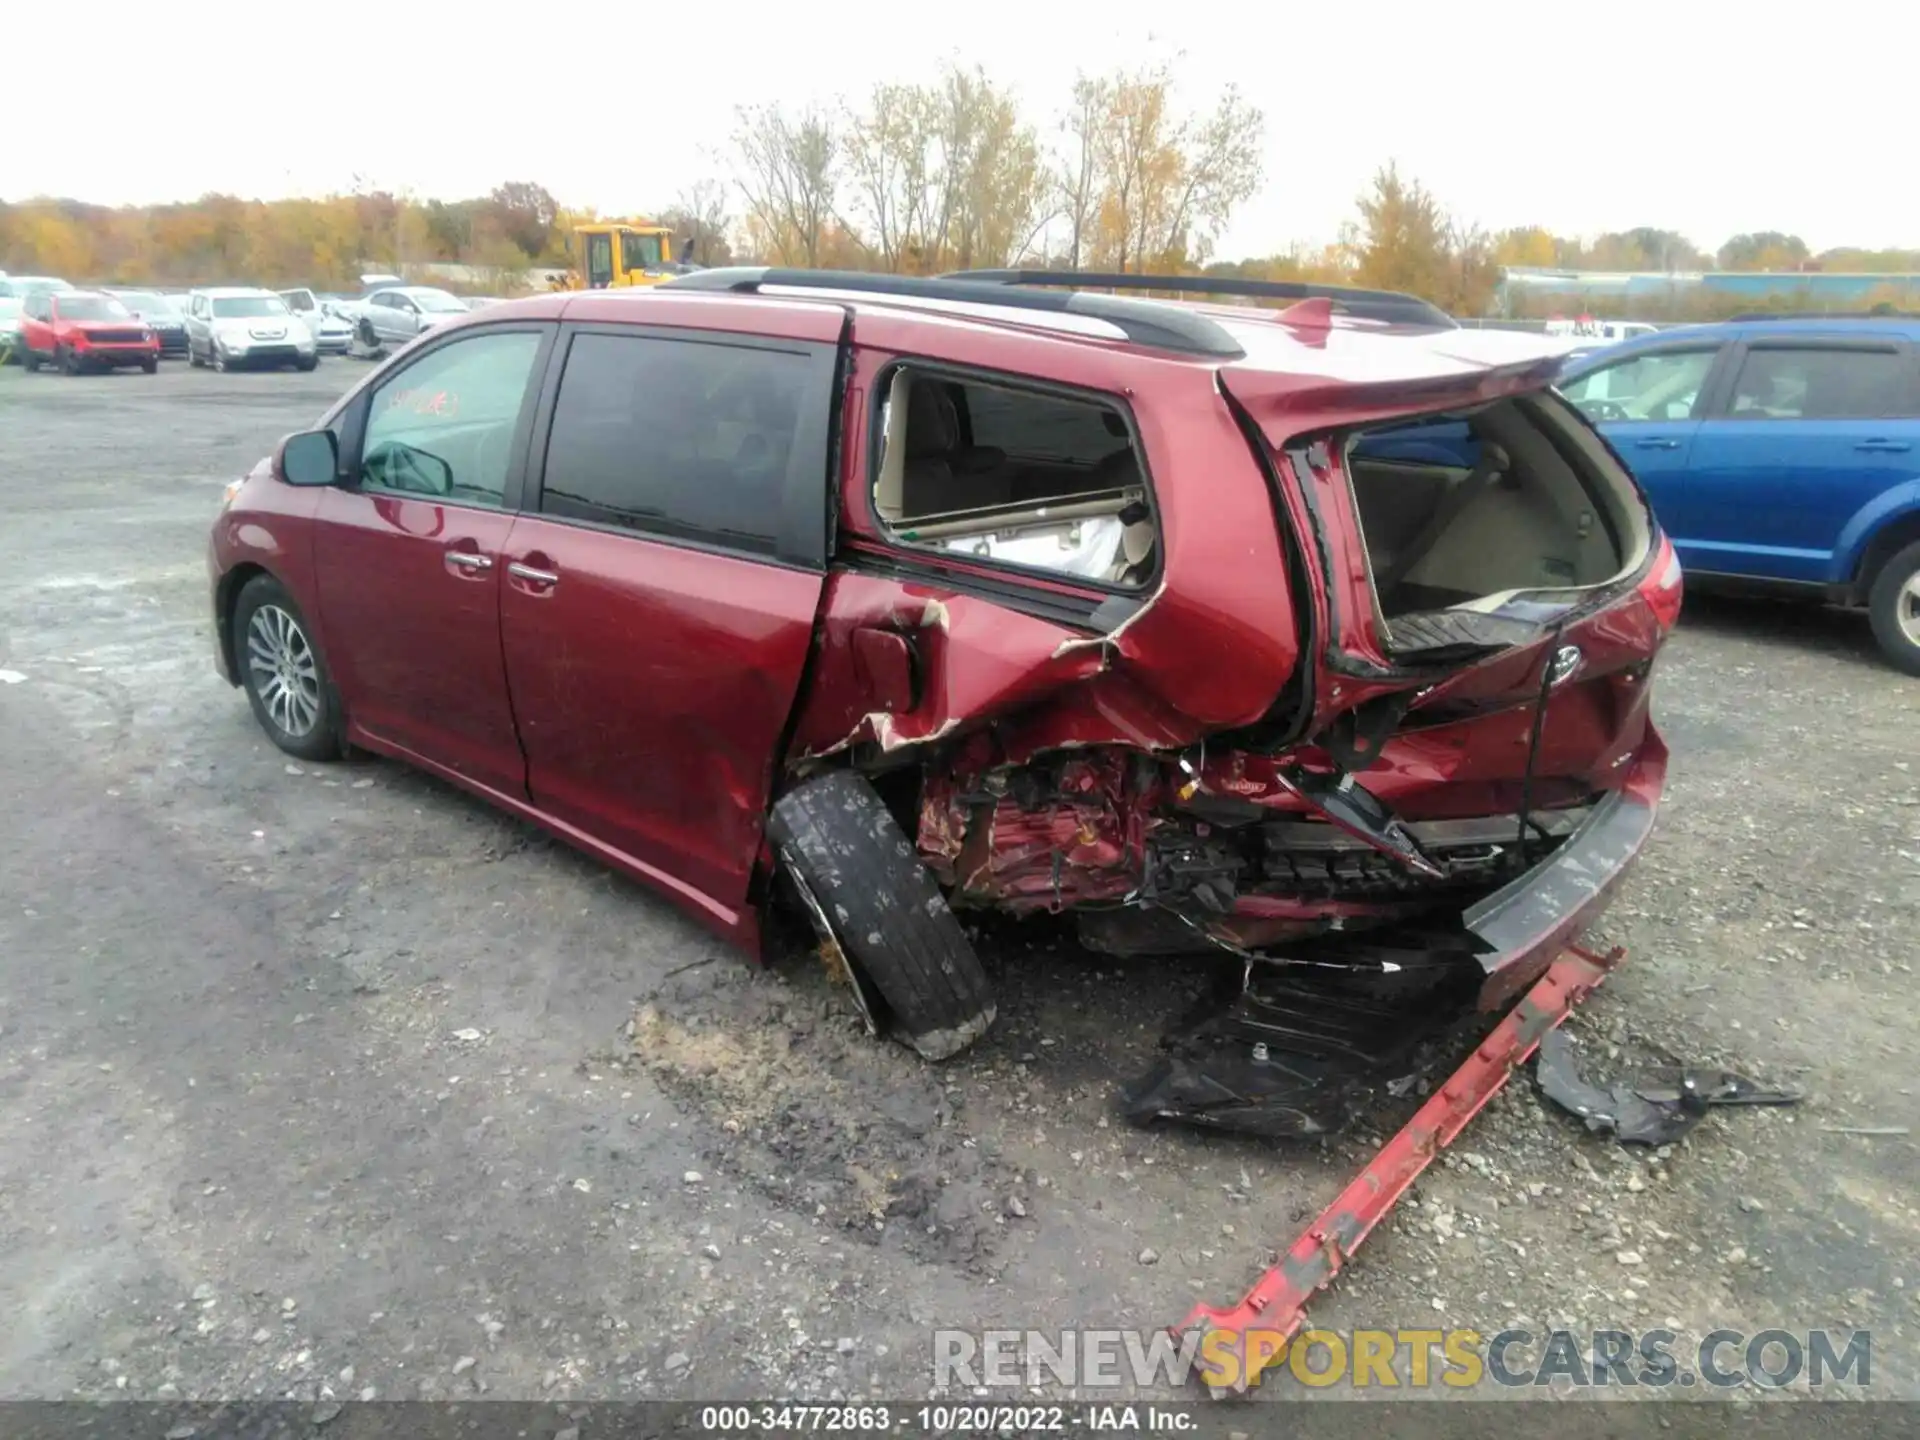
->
[769, 296, 1680, 1120]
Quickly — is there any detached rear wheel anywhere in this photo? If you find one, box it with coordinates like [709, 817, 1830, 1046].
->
[233, 574, 346, 761]
[770, 770, 995, 1060]
[1867, 540, 1920, 676]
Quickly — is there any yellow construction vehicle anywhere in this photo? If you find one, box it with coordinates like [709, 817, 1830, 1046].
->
[550, 220, 688, 291]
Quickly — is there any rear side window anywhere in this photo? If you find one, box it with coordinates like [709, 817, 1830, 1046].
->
[1727, 346, 1919, 420]
[538, 331, 828, 562]
[872, 367, 1156, 588]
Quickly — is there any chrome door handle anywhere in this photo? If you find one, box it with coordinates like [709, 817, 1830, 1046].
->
[507, 562, 559, 585]
[446, 552, 493, 570]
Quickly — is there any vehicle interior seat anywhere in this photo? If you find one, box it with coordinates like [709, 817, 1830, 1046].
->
[887, 372, 1012, 521]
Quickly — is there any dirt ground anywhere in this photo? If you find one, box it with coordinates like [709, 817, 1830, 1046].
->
[0, 361, 1913, 1408]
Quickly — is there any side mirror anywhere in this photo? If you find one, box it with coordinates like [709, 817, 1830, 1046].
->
[279, 429, 339, 487]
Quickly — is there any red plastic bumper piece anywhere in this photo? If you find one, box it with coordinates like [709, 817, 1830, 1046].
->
[1170, 942, 1624, 1395]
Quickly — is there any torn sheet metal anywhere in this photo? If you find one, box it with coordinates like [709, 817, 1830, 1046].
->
[1533, 1027, 1800, 1146]
[1170, 943, 1621, 1397]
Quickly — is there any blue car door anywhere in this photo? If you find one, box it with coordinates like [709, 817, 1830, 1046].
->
[1559, 343, 1723, 556]
[1684, 338, 1920, 584]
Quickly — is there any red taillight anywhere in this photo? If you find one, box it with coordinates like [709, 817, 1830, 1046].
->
[1637, 534, 1684, 634]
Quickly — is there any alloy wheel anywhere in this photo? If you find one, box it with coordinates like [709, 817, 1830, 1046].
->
[1899, 572, 1920, 648]
[245, 604, 321, 737]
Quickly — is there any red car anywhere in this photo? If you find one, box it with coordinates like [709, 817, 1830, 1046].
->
[18, 289, 161, 374]
[208, 268, 1680, 1081]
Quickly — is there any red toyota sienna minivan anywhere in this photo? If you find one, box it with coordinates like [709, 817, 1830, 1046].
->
[209, 268, 1680, 1089]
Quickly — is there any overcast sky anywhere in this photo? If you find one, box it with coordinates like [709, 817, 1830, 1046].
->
[16, 1, 1904, 259]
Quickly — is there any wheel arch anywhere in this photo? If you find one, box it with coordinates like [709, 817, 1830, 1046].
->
[214, 561, 274, 687]
[1846, 504, 1920, 604]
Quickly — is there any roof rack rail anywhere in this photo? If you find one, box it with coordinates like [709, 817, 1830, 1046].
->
[658, 266, 1245, 358]
[944, 268, 1458, 330]
[1728, 309, 1920, 322]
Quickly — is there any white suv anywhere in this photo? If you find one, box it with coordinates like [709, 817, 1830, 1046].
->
[185, 287, 318, 372]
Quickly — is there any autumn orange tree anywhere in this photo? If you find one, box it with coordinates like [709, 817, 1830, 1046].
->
[0, 180, 570, 290]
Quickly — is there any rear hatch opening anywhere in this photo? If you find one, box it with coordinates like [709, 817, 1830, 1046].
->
[1341, 393, 1653, 660]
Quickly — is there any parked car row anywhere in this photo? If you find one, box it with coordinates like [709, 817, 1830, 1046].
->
[3, 270, 510, 370]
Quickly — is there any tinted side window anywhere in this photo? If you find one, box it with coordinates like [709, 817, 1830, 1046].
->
[1728, 347, 1918, 420]
[539, 332, 819, 560]
[358, 330, 544, 509]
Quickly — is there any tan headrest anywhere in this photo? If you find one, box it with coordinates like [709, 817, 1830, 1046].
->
[874, 369, 914, 522]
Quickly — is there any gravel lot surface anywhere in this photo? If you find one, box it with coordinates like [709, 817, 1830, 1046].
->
[0, 361, 1913, 1409]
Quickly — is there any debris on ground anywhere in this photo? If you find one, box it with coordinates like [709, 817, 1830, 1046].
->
[1173, 945, 1619, 1396]
[1534, 1025, 1800, 1145]
[1119, 936, 1480, 1138]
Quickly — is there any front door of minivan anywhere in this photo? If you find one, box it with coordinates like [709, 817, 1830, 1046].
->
[313, 324, 555, 796]
[499, 320, 841, 933]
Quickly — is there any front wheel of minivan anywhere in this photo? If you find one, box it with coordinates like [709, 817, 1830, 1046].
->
[233, 574, 347, 761]
[770, 770, 996, 1061]
[1867, 540, 1920, 677]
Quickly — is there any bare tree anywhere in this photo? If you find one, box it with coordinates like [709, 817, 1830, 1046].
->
[1152, 84, 1263, 266]
[1081, 65, 1264, 273]
[839, 67, 1052, 274]
[843, 83, 936, 270]
[734, 104, 839, 267]
[1055, 76, 1111, 269]
[666, 179, 732, 266]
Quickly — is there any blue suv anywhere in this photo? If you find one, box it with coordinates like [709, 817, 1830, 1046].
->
[1559, 318, 1920, 673]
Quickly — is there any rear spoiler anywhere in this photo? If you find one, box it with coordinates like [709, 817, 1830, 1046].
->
[1222, 353, 1566, 435]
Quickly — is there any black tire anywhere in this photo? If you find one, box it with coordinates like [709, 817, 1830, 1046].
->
[232, 574, 347, 762]
[59, 345, 82, 376]
[188, 337, 205, 368]
[22, 349, 40, 372]
[140, 358, 158, 374]
[296, 355, 318, 372]
[769, 770, 995, 1060]
[212, 346, 229, 373]
[1867, 539, 1920, 676]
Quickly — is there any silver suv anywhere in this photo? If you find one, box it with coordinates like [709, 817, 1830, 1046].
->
[185, 287, 318, 372]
